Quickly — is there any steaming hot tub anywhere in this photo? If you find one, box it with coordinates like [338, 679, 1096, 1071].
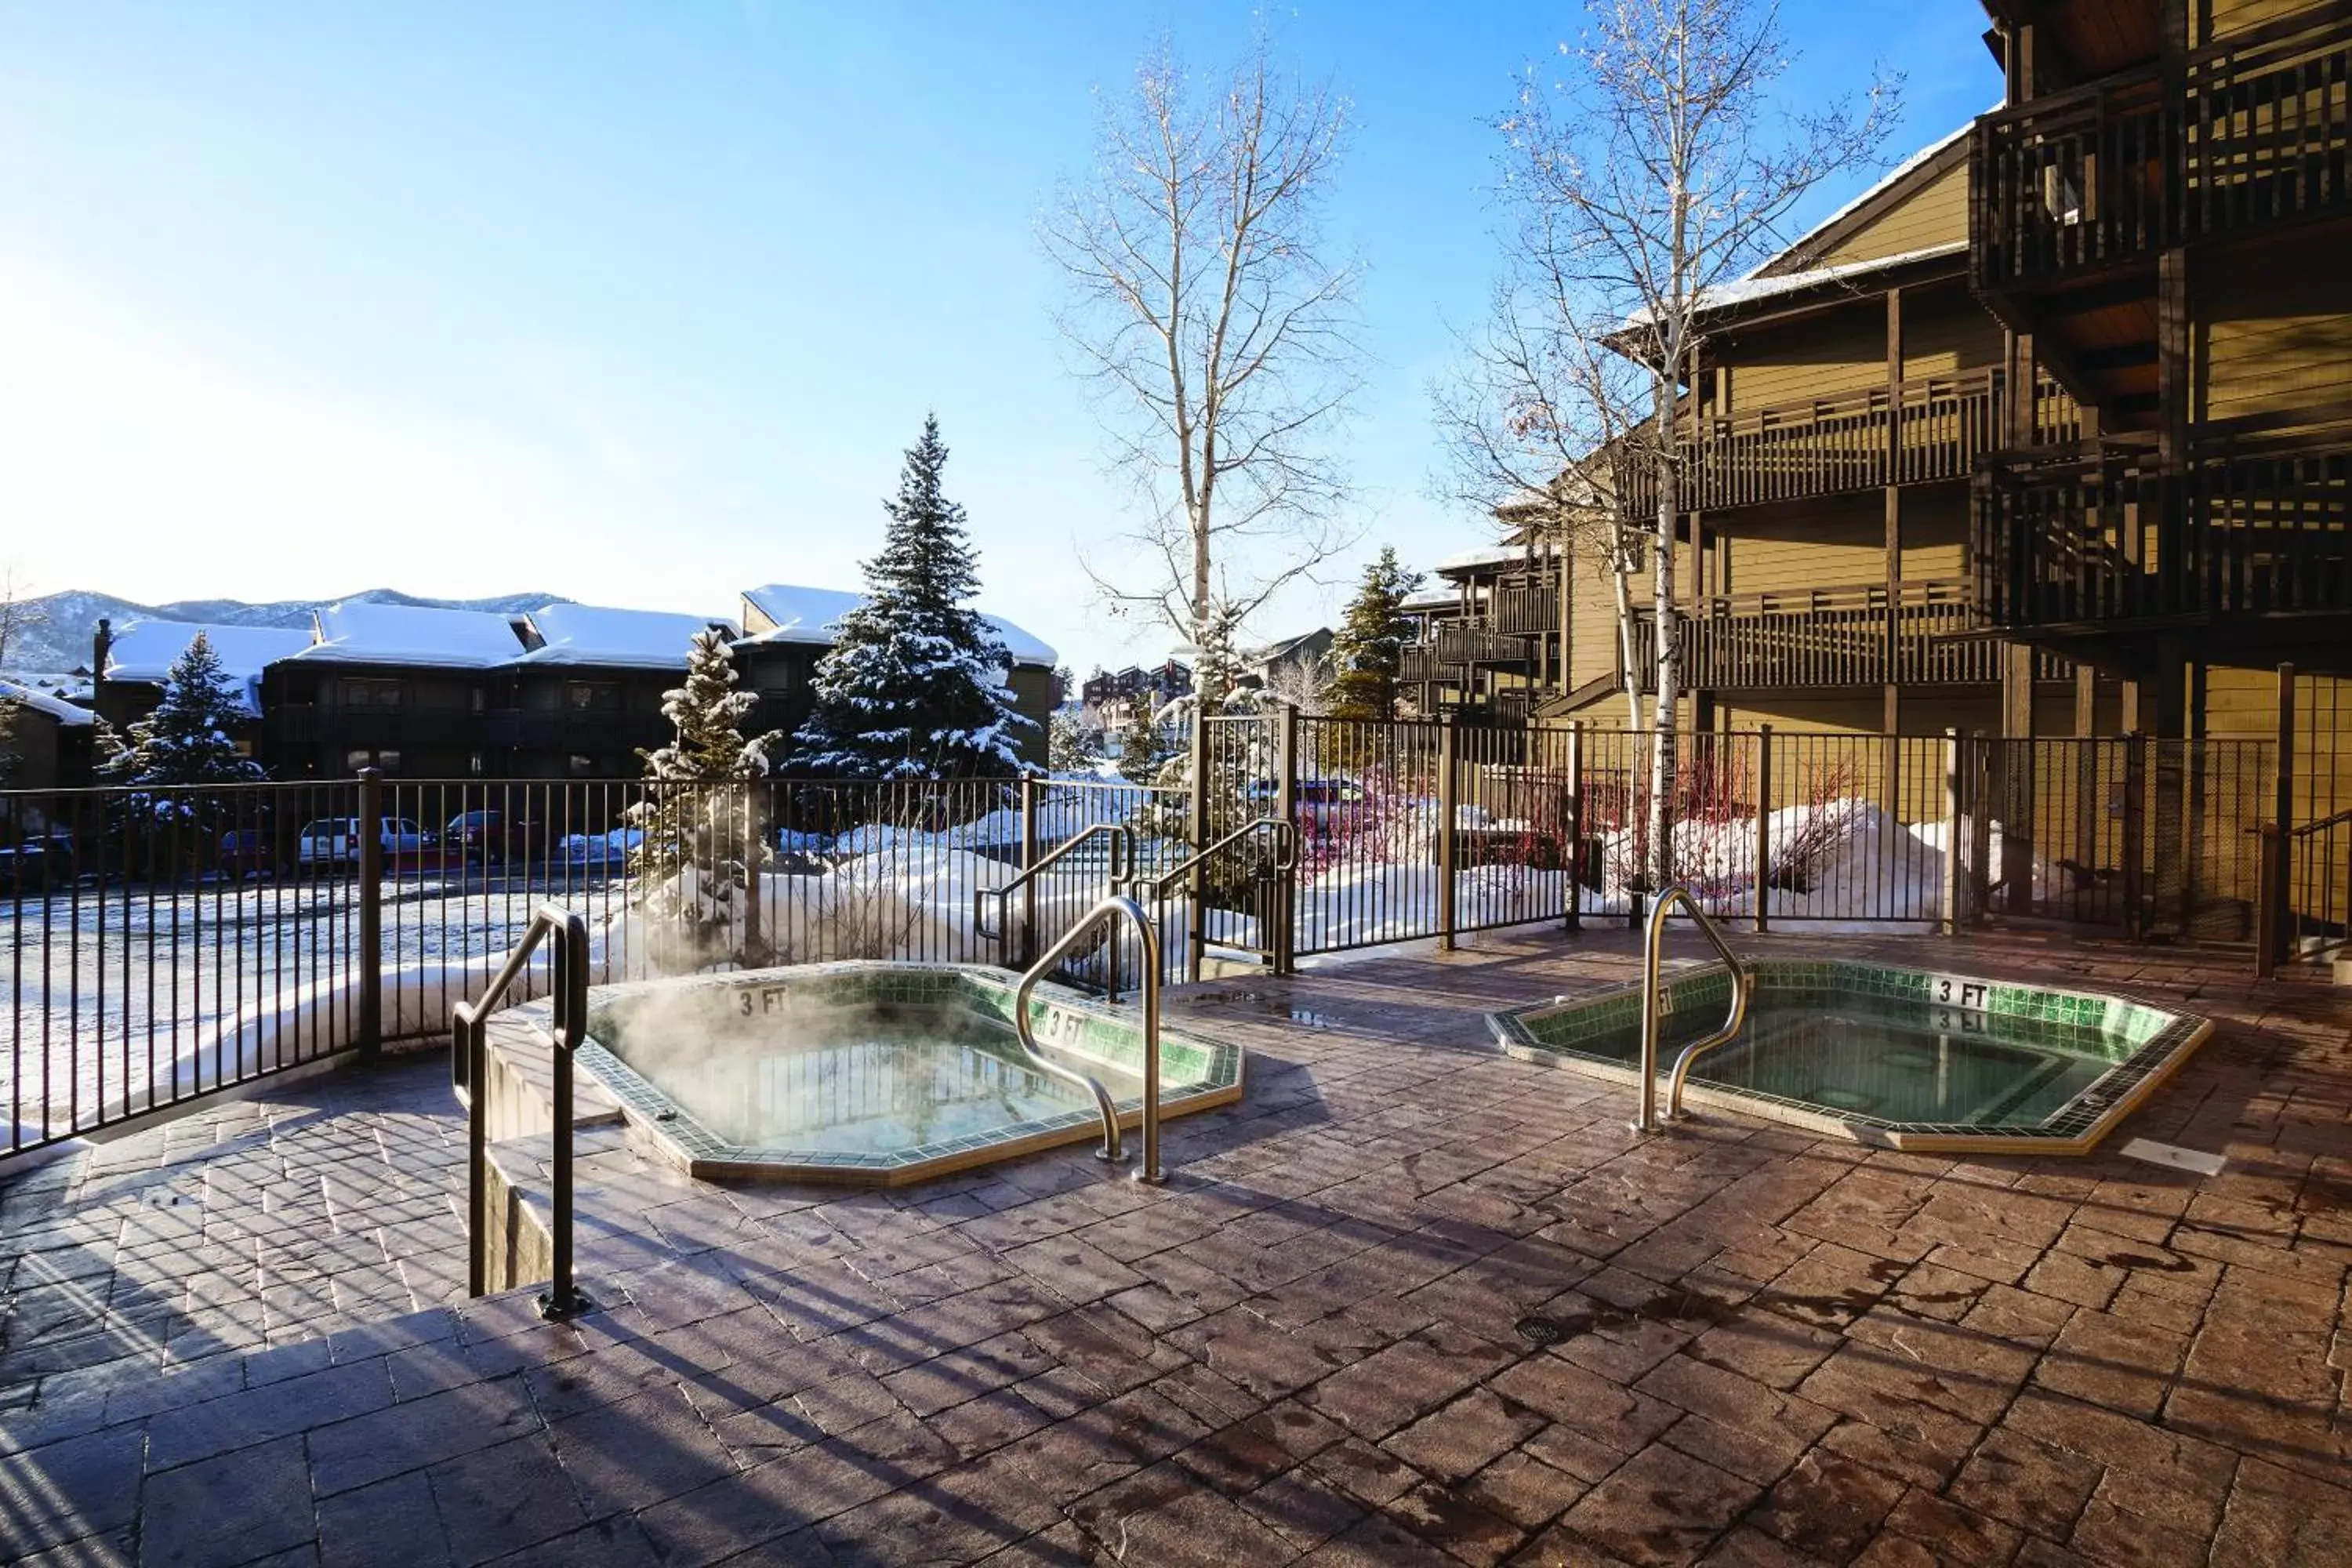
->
[576, 961, 1244, 1184]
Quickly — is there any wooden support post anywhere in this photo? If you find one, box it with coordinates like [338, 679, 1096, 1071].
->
[2123, 731, 2149, 938]
[2148, 637, 2188, 937]
[2074, 666, 2100, 910]
[1969, 731, 1995, 928]
[1755, 724, 1773, 935]
[1437, 716, 1460, 951]
[2274, 662, 2298, 971]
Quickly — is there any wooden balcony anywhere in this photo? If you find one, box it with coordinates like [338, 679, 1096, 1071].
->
[1973, 16, 2352, 297]
[1435, 625, 1537, 666]
[1490, 586, 1559, 634]
[1620, 369, 2078, 517]
[1975, 427, 2352, 636]
[1399, 647, 1450, 685]
[1628, 579, 2062, 691]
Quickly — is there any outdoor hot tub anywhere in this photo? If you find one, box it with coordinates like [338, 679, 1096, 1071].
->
[575, 961, 1243, 1184]
[1487, 959, 2210, 1154]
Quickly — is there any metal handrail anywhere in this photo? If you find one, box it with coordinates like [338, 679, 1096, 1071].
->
[453, 902, 593, 1319]
[972, 822, 1136, 953]
[1633, 886, 1751, 1134]
[1012, 893, 1167, 1181]
[1134, 816, 1298, 898]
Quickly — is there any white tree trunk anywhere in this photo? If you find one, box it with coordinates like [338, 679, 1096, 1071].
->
[1647, 431, 1679, 892]
[1611, 543, 1644, 733]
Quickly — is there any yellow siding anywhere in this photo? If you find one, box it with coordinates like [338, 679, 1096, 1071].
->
[1719, 509, 1883, 596]
[1721, 311, 1887, 408]
[1898, 491, 1968, 583]
[1898, 296, 2005, 379]
[2200, 234, 2352, 425]
[2205, 0, 2324, 41]
[1819, 161, 1969, 267]
[1568, 563, 1634, 691]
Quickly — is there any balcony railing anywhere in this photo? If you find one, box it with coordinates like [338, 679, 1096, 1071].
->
[1399, 648, 1450, 685]
[1973, 16, 2352, 294]
[1628, 579, 2063, 691]
[1435, 625, 1537, 666]
[1620, 369, 2077, 517]
[1976, 427, 2352, 632]
[1491, 586, 1560, 634]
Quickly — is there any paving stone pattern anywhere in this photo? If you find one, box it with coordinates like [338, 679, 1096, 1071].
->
[1, 928, 2347, 1566]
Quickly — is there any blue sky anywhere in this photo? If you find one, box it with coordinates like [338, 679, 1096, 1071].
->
[0, 2, 1998, 673]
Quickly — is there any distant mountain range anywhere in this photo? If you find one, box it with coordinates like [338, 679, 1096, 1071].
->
[0, 588, 569, 675]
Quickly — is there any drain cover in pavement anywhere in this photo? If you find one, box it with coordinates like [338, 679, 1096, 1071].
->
[1514, 1316, 1566, 1346]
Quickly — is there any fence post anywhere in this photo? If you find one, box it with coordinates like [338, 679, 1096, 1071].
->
[358, 767, 383, 1059]
[2272, 662, 2296, 972]
[1940, 730, 1961, 935]
[1565, 721, 1584, 933]
[1018, 773, 1040, 967]
[1437, 714, 1459, 952]
[2254, 823, 2281, 980]
[1275, 703, 1299, 975]
[1754, 725, 1773, 934]
[1187, 706, 1208, 984]
[2122, 731, 2148, 939]
[1969, 731, 1994, 927]
[742, 781, 764, 963]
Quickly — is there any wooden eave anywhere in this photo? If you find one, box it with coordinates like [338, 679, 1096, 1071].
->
[1690, 246, 1969, 339]
[1754, 134, 1973, 279]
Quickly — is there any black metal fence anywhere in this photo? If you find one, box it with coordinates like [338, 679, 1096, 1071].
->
[0, 710, 2307, 1158]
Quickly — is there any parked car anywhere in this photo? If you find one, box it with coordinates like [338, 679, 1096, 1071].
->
[441, 809, 554, 866]
[561, 826, 642, 871]
[1241, 777, 1367, 828]
[0, 834, 75, 895]
[296, 817, 425, 868]
[216, 828, 277, 879]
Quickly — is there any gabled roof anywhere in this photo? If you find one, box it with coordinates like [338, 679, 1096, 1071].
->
[1753, 121, 1974, 278]
[288, 601, 531, 669]
[0, 679, 92, 727]
[103, 621, 318, 716]
[735, 583, 1058, 667]
[512, 604, 738, 669]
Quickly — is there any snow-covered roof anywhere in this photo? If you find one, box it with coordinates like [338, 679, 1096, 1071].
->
[1759, 121, 1973, 275]
[511, 604, 739, 669]
[1436, 543, 1559, 574]
[1690, 241, 1967, 314]
[0, 679, 92, 727]
[102, 620, 317, 717]
[289, 601, 530, 668]
[103, 621, 316, 686]
[1401, 589, 1464, 612]
[736, 583, 1058, 667]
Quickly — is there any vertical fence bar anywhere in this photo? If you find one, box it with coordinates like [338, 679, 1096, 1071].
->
[1753, 726, 1773, 933]
[1018, 774, 1039, 968]
[2274, 662, 2297, 971]
[356, 768, 383, 1059]
[1565, 722, 1584, 934]
[1437, 716, 1459, 951]
[1275, 703, 1298, 975]
[2123, 731, 2149, 940]
[1942, 728, 1962, 936]
[1186, 710, 1208, 984]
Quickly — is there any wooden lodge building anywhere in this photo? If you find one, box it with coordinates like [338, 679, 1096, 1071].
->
[1401, 0, 2351, 936]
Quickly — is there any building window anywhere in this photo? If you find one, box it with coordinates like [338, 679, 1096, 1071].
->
[568, 754, 596, 777]
[469, 752, 485, 776]
[345, 748, 401, 775]
[342, 678, 403, 710]
[567, 682, 622, 713]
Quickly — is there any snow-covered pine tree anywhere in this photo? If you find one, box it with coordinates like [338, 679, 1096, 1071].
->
[107, 633, 267, 787]
[625, 627, 771, 970]
[789, 416, 1030, 779]
[1116, 698, 1175, 785]
[1327, 547, 1422, 721]
[1048, 708, 1104, 774]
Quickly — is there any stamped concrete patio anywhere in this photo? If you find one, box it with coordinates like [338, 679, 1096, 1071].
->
[2, 927, 2348, 1566]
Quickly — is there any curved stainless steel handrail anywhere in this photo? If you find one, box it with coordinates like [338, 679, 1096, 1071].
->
[972, 822, 1135, 947]
[1012, 893, 1167, 1181]
[1634, 885, 1751, 1133]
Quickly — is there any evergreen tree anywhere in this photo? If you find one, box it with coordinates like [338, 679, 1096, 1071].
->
[1116, 697, 1175, 785]
[789, 416, 1030, 779]
[107, 633, 267, 786]
[625, 628, 771, 968]
[1191, 602, 1248, 713]
[1048, 708, 1105, 774]
[1326, 548, 1422, 721]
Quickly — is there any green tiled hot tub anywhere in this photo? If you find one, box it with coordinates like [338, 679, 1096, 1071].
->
[579, 962, 1243, 1184]
[1487, 960, 2209, 1154]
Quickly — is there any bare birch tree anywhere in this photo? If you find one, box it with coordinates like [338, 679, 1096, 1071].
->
[1043, 36, 1363, 699]
[1439, 0, 1896, 886]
